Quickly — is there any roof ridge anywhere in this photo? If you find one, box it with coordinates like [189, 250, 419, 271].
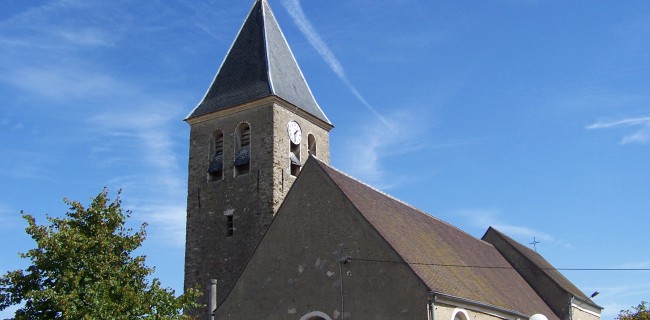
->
[312, 158, 491, 247]
[186, 0, 331, 124]
[262, 0, 274, 95]
[488, 227, 592, 302]
[261, 1, 331, 124]
[309, 158, 558, 316]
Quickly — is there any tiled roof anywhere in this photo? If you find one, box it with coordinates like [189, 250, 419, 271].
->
[187, 0, 330, 125]
[313, 159, 559, 319]
[483, 227, 595, 304]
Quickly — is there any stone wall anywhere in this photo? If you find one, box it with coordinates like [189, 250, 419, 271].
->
[482, 230, 571, 320]
[184, 98, 331, 319]
[571, 305, 601, 320]
[271, 102, 330, 212]
[214, 159, 430, 319]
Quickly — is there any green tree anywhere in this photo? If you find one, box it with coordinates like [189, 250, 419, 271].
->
[0, 190, 200, 319]
[618, 301, 650, 320]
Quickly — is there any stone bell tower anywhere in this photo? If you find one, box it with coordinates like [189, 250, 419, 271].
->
[183, 0, 333, 317]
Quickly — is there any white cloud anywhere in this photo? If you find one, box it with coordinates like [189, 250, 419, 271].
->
[86, 101, 187, 246]
[600, 301, 627, 319]
[492, 225, 554, 242]
[339, 110, 431, 189]
[0, 203, 13, 222]
[621, 127, 650, 144]
[587, 116, 650, 145]
[615, 260, 650, 269]
[0, 3, 133, 105]
[597, 283, 650, 319]
[0, 119, 24, 131]
[127, 203, 186, 246]
[280, 0, 461, 190]
[103, 171, 186, 247]
[0, 1, 189, 247]
[281, 0, 444, 189]
[455, 208, 557, 244]
[177, 0, 243, 40]
[0, 1, 120, 52]
[281, 0, 343, 79]
[88, 105, 183, 180]
[55, 27, 114, 47]
[0, 66, 129, 102]
[0, 203, 22, 228]
[587, 117, 650, 129]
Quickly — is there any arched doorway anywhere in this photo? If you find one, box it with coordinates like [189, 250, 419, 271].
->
[300, 311, 332, 320]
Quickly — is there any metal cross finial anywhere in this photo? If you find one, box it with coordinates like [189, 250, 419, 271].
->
[530, 237, 541, 252]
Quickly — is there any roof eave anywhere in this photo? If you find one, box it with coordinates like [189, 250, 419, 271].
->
[572, 295, 604, 312]
[430, 291, 531, 320]
[485, 227, 592, 301]
[185, 95, 334, 131]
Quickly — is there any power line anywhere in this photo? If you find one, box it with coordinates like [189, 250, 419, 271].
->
[349, 257, 650, 271]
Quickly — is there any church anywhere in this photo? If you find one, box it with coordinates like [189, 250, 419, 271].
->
[182, 1, 602, 320]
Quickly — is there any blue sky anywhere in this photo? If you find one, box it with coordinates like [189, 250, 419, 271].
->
[1, 0, 649, 318]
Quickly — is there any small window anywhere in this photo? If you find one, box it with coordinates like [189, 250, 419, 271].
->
[234, 123, 251, 176]
[290, 140, 300, 176]
[226, 215, 234, 237]
[308, 134, 316, 156]
[208, 130, 224, 181]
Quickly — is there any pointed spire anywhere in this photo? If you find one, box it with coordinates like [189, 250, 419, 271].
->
[187, 0, 330, 125]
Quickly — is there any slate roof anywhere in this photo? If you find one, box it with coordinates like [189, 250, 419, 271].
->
[187, 0, 330, 124]
[483, 227, 597, 305]
[311, 158, 560, 319]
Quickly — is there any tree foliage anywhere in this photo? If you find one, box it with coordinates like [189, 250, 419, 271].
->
[618, 301, 650, 320]
[0, 190, 200, 319]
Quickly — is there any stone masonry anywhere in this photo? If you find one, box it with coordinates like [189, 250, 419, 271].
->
[184, 97, 331, 318]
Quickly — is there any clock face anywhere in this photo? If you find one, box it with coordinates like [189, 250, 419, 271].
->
[287, 120, 302, 144]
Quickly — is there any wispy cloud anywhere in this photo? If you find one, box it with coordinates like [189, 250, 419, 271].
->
[0, 203, 22, 228]
[337, 111, 486, 190]
[587, 116, 650, 145]
[455, 209, 560, 246]
[0, 1, 188, 246]
[0, 0, 121, 51]
[281, 0, 443, 189]
[177, 0, 243, 40]
[597, 283, 650, 318]
[0, 118, 24, 131]
[0, 203, 13, 223]
[88, 105, 182, 178]
[128, 203, 186, 245]
[86, 100, 187, 246]
[339, 109, 432, 189]
[1, 65, 129, 102]
[281, 0, 391, 128]
[600, 284, 650, 299]
[55, 27, 114, 47]
[0, 2, 130, 102]
[587, 117, 650, 129]
[615, 260, 650, 269]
